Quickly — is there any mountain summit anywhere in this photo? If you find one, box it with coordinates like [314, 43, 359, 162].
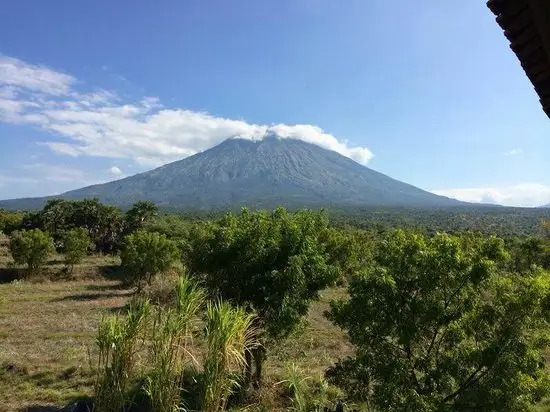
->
[0, 137, 461, 210]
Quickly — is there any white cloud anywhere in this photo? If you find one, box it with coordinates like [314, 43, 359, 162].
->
[432, 183, 550, 207]
[109, 166, 123, 175]
[504, 149, 522, 156]
[0, 55, 374, 167]
[0, 55, 74, 95]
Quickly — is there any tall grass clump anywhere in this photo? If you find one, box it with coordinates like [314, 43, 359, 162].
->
[93, 297, 150, 412]
[144, 272, 204, 412]
[201, 301, 258, 412]
[277, 363, 310, 412]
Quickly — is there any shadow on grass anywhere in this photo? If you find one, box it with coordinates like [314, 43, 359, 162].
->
[50, 291, 133, 303]
[0, 267, 26, 283]
[85, 282, 129, 292]
[22, 397, 93, 412]
[0, 264, 128, 285]
[106, 303, 133, 315]
[97, 265, 127, 281]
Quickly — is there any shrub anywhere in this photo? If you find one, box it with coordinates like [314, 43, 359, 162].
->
[120, 231, 179, 289]
[327, 230, 550, 411]
[140, 269, 181, 307]
[0, 209, 23, 235]
[9, 229, 54, 274]
[62, 227, 92, 271]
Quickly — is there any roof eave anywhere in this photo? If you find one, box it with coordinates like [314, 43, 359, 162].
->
[488, 0, 550, 118]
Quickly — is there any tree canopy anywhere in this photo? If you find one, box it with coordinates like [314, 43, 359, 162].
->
[185, 208, 339, 385]
[327, 230, 550, 411]
[9, 228, 55, 273]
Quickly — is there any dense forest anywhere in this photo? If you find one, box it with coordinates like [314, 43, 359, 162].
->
[2, 199, 550, 411]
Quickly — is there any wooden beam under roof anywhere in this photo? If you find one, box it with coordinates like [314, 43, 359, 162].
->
[488, 0, 550, 118]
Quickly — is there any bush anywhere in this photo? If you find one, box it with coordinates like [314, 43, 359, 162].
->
[9, 229, 54, 274]
[62, 227, 92, 270]
[140, 269, 181, 307]
[327, 230, 550, 411]
[120, 231, 179, 289]
[0, 209, 24, 235]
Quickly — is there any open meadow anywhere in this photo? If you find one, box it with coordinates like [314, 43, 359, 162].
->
[0, 237, 352, 411]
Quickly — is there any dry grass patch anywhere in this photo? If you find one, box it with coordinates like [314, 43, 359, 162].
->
[0, 279, 132, 410]
[0, 269, 353, 411]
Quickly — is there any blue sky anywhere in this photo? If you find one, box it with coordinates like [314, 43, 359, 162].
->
[0, 0, 549, 206]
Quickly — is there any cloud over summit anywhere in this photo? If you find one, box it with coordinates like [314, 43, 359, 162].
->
[0, 55, 374, 167]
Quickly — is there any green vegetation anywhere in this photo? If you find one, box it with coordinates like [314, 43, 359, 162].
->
[186, 208, 339, 387]
[120, 230, 179, 289]
[9, 228, 55, 275]
[144, 273, 204, 412]
[3, 199, 550, 411]
[93, 297, 150, 412]
[328, 230, 550, 411]
[201, 300, 258, 412]
[62, 227, 92, 272]
[124, 200, 159, 234]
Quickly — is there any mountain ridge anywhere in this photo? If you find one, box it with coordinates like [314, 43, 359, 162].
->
[0, 137, 463, 210]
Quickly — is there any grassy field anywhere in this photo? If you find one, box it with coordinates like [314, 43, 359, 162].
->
[0, 239, 353, 411]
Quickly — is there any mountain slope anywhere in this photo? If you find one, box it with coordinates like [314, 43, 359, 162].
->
[0, 137, 462, 210]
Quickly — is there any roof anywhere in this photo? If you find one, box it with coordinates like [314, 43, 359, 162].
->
[487, 0, 550, 118]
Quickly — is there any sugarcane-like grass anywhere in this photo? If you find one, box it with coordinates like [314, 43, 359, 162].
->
[201, 301, 259, 412]
[144, 273, 204, 412]
[93, 297, 150, 412]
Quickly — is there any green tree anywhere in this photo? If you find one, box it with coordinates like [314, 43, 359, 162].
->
[40, 199, 75, 244]
[327, 229, 550, 411]
[124, 200, 158, 234]
[120, 231, 179, 289]
[186, 208, 338, 387]
[62, 227, 92, 271]
[0, 209, 24, 235]
[16, 198, 125, 253]
[319, 227, 375, 282]
[71, 199, 124, 253]
[9, 229, 55, 274]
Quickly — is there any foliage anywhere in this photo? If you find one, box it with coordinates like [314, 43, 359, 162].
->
[9, 228, 54, 273]
[277, 363, 310, 412]
[93, 297, 150, 412]
[201, 300, 258, 412]
[329, 206, 550, 238]
[120, 230, 179, 289]
[0, 209, 24, 235]
[185, 208, 339, 385]
[144, 272, 204, 412]
[277, 364, 343, 412]
[124, 200, 158, 235]
[144, 214, 191, 239]
[16, 199, 124, 253]
[327, 229, 550, 411]
[319, 228, 375, 282]
[62, 227, 92, 269]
